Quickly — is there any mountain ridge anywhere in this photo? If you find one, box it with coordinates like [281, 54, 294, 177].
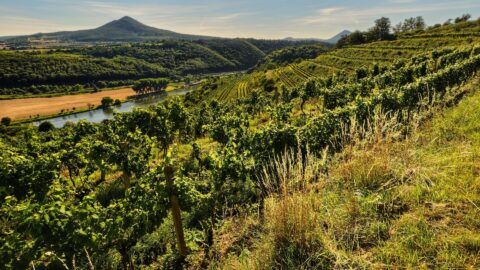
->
[284, 30, 352, 44]
[6, 16, 215, 42]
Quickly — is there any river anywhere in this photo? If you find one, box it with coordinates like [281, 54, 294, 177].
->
[33, 88, 192, 128]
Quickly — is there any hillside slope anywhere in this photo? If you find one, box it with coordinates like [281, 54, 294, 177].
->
[2, 17, 480, 270]
[205, 20, 480, 101]
[214, 75, 480, 269]
[0, 39, 311, 96]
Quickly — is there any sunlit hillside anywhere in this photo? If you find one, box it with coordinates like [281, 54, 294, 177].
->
[1, 6, 480, 270]
[205, 20, 480, 101]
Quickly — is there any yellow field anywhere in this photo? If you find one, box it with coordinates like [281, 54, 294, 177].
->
[0, 88, 136, 120]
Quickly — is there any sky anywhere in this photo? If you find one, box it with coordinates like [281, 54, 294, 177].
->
[0, 0, 479, 39]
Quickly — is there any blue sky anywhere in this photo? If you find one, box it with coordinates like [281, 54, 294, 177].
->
[0, 0, 479, 38]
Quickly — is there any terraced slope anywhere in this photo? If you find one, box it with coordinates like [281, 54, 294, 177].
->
[208, 20, 480, 102]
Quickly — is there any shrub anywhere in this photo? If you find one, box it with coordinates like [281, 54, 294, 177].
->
[101, 96, 113, 108]
[38, 121, 54, 132]
[1, 117, 11, 126]
[95, 179, 126, 207]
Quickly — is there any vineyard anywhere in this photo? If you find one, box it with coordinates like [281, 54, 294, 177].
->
[2, 15, 480, 270]
[207, 20, 480, 102]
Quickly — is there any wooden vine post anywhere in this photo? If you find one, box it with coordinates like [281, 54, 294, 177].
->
[164, 163, 188, 258]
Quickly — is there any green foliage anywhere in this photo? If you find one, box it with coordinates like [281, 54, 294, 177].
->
[100, 96, 113, 109]
[258, 44, 326, 69]
[132, 78, 169, 95]
[0, 148, 59, 200]
[95, 179, 126, 207]
[0, 38, 319, 97]
[208, 112, 249, 145]
[38, 121, 54, 132]
[0, 51, 168, 93]
[1, 117, 11, 126]
[393, 16, 426, 34]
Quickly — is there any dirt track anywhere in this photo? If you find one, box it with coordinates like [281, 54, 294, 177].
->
[0, 88, 136, 120]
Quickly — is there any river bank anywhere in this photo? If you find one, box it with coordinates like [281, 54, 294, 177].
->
[0, 88, 137, 121]
[27, 88, 193, 128]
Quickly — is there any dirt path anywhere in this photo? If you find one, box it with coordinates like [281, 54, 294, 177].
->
[0, 88, 136, 120]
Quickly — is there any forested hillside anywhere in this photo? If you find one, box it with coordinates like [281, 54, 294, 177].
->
[1, 15, 480, 269]
[0, 39, 314, 97]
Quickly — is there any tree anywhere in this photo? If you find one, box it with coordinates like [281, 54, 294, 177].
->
[300, 80, 317, 115]
[348, 31, 366, 45]
[101, 96, 113, 108]
[1, 117, 11, 126]
[371, 17, 392, 40]
[262, 78, 276, 92]
[336, 31, 366, 47]
[38, 121, 54, 132]
[414, 16, 426, 30]
[132, 78, 169, 95]
[393, 22, 403, 34]
[394, 17, 426, 33]
[455, 14, 471, 23]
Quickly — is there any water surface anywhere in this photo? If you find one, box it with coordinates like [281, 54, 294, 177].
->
[33, 89, 192, 128]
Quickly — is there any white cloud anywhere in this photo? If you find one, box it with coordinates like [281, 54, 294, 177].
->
[318, 7, 346, 15]
[215, 12, 252, 21]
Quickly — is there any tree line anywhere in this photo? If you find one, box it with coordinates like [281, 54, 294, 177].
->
[337, 14, 475, 47]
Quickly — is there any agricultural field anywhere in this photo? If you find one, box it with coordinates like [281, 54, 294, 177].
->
[0, 88, 135, 120]
[2, 9, 480, 270]
[207, 20, 480, 102]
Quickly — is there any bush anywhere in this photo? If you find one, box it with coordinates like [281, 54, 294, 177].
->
[38, 121, 54, 132]
[1, 117, 11, 126]
[101, 96, 114, 108]
[95, 179, 126, 207]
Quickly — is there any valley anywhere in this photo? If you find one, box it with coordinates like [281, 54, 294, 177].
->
[1, 10, 480, 270]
